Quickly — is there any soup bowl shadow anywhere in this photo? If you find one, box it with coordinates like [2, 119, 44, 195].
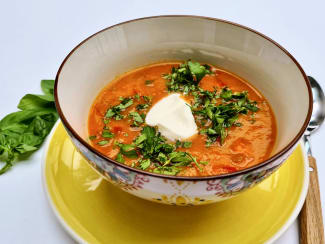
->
[54, 15, 312, 205]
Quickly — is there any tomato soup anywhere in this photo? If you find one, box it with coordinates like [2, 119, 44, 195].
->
[88, 61, 276, 176]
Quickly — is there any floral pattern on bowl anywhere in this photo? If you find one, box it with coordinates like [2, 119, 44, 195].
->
[66, 125, 296, 205]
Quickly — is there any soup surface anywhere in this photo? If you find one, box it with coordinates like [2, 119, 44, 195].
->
[88, 61, 276, 176]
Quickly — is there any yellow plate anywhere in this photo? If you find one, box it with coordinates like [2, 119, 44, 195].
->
[43, 122, 308, 244]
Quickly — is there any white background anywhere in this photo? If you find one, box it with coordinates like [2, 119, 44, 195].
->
[0, 0, 324, 243]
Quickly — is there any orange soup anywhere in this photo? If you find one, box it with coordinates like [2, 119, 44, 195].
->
[88, 61, 276, 176]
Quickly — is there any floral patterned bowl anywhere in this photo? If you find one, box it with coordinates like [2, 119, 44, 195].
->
[54, 16, 312, 205]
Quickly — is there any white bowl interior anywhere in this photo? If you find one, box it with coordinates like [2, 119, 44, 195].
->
[57, 16, 309, 157]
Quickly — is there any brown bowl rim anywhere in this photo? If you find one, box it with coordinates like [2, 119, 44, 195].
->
[54, 15, 312, 181]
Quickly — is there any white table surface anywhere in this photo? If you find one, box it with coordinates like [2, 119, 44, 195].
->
[1, 0, 324, 243]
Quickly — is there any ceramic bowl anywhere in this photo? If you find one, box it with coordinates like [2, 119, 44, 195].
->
[54, 16, 312, 205]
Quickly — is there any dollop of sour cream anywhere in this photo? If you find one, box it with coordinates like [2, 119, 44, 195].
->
[145, 94, 198, 141]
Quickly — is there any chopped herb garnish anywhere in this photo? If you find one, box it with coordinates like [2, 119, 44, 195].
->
[136, 103, 150, 110]
[191, 87, 259, 145]
[102, 131, 114, 138]
[105, 97, 133, 120]
[175, 140, 181, 148]
[135, 95, 152, 111]
[97, 60, 261, 176]
[175, 140, 192, 148]
[163, 60, 212, 94]
[188, 61, 211, 82]
[116, 153, 125, 163]
[145, 80, 154, 85]
[129, 111, 144, 127]
[139, 158, 151, 170]
[114, 126, 198, 176]
[89, 135, 96, 140]
[115, 142, 138, 158]
[97, 140, 109, 146]
[183, 141, 192, 148]
[153, 166, 180, 176]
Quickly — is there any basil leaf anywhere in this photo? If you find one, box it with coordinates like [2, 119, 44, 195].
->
[41, 80, 55, 95]
[0, 109, 56, 131]
[17, 94, 54, 110]
[15, 144, 38, 154]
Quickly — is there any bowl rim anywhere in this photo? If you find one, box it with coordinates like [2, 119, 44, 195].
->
[54, 15, 313, 181]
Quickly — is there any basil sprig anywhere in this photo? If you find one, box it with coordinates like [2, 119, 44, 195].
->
[0, 80, 58, 175]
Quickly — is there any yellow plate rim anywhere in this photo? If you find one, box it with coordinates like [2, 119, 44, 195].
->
[41, 120, 309, 244]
